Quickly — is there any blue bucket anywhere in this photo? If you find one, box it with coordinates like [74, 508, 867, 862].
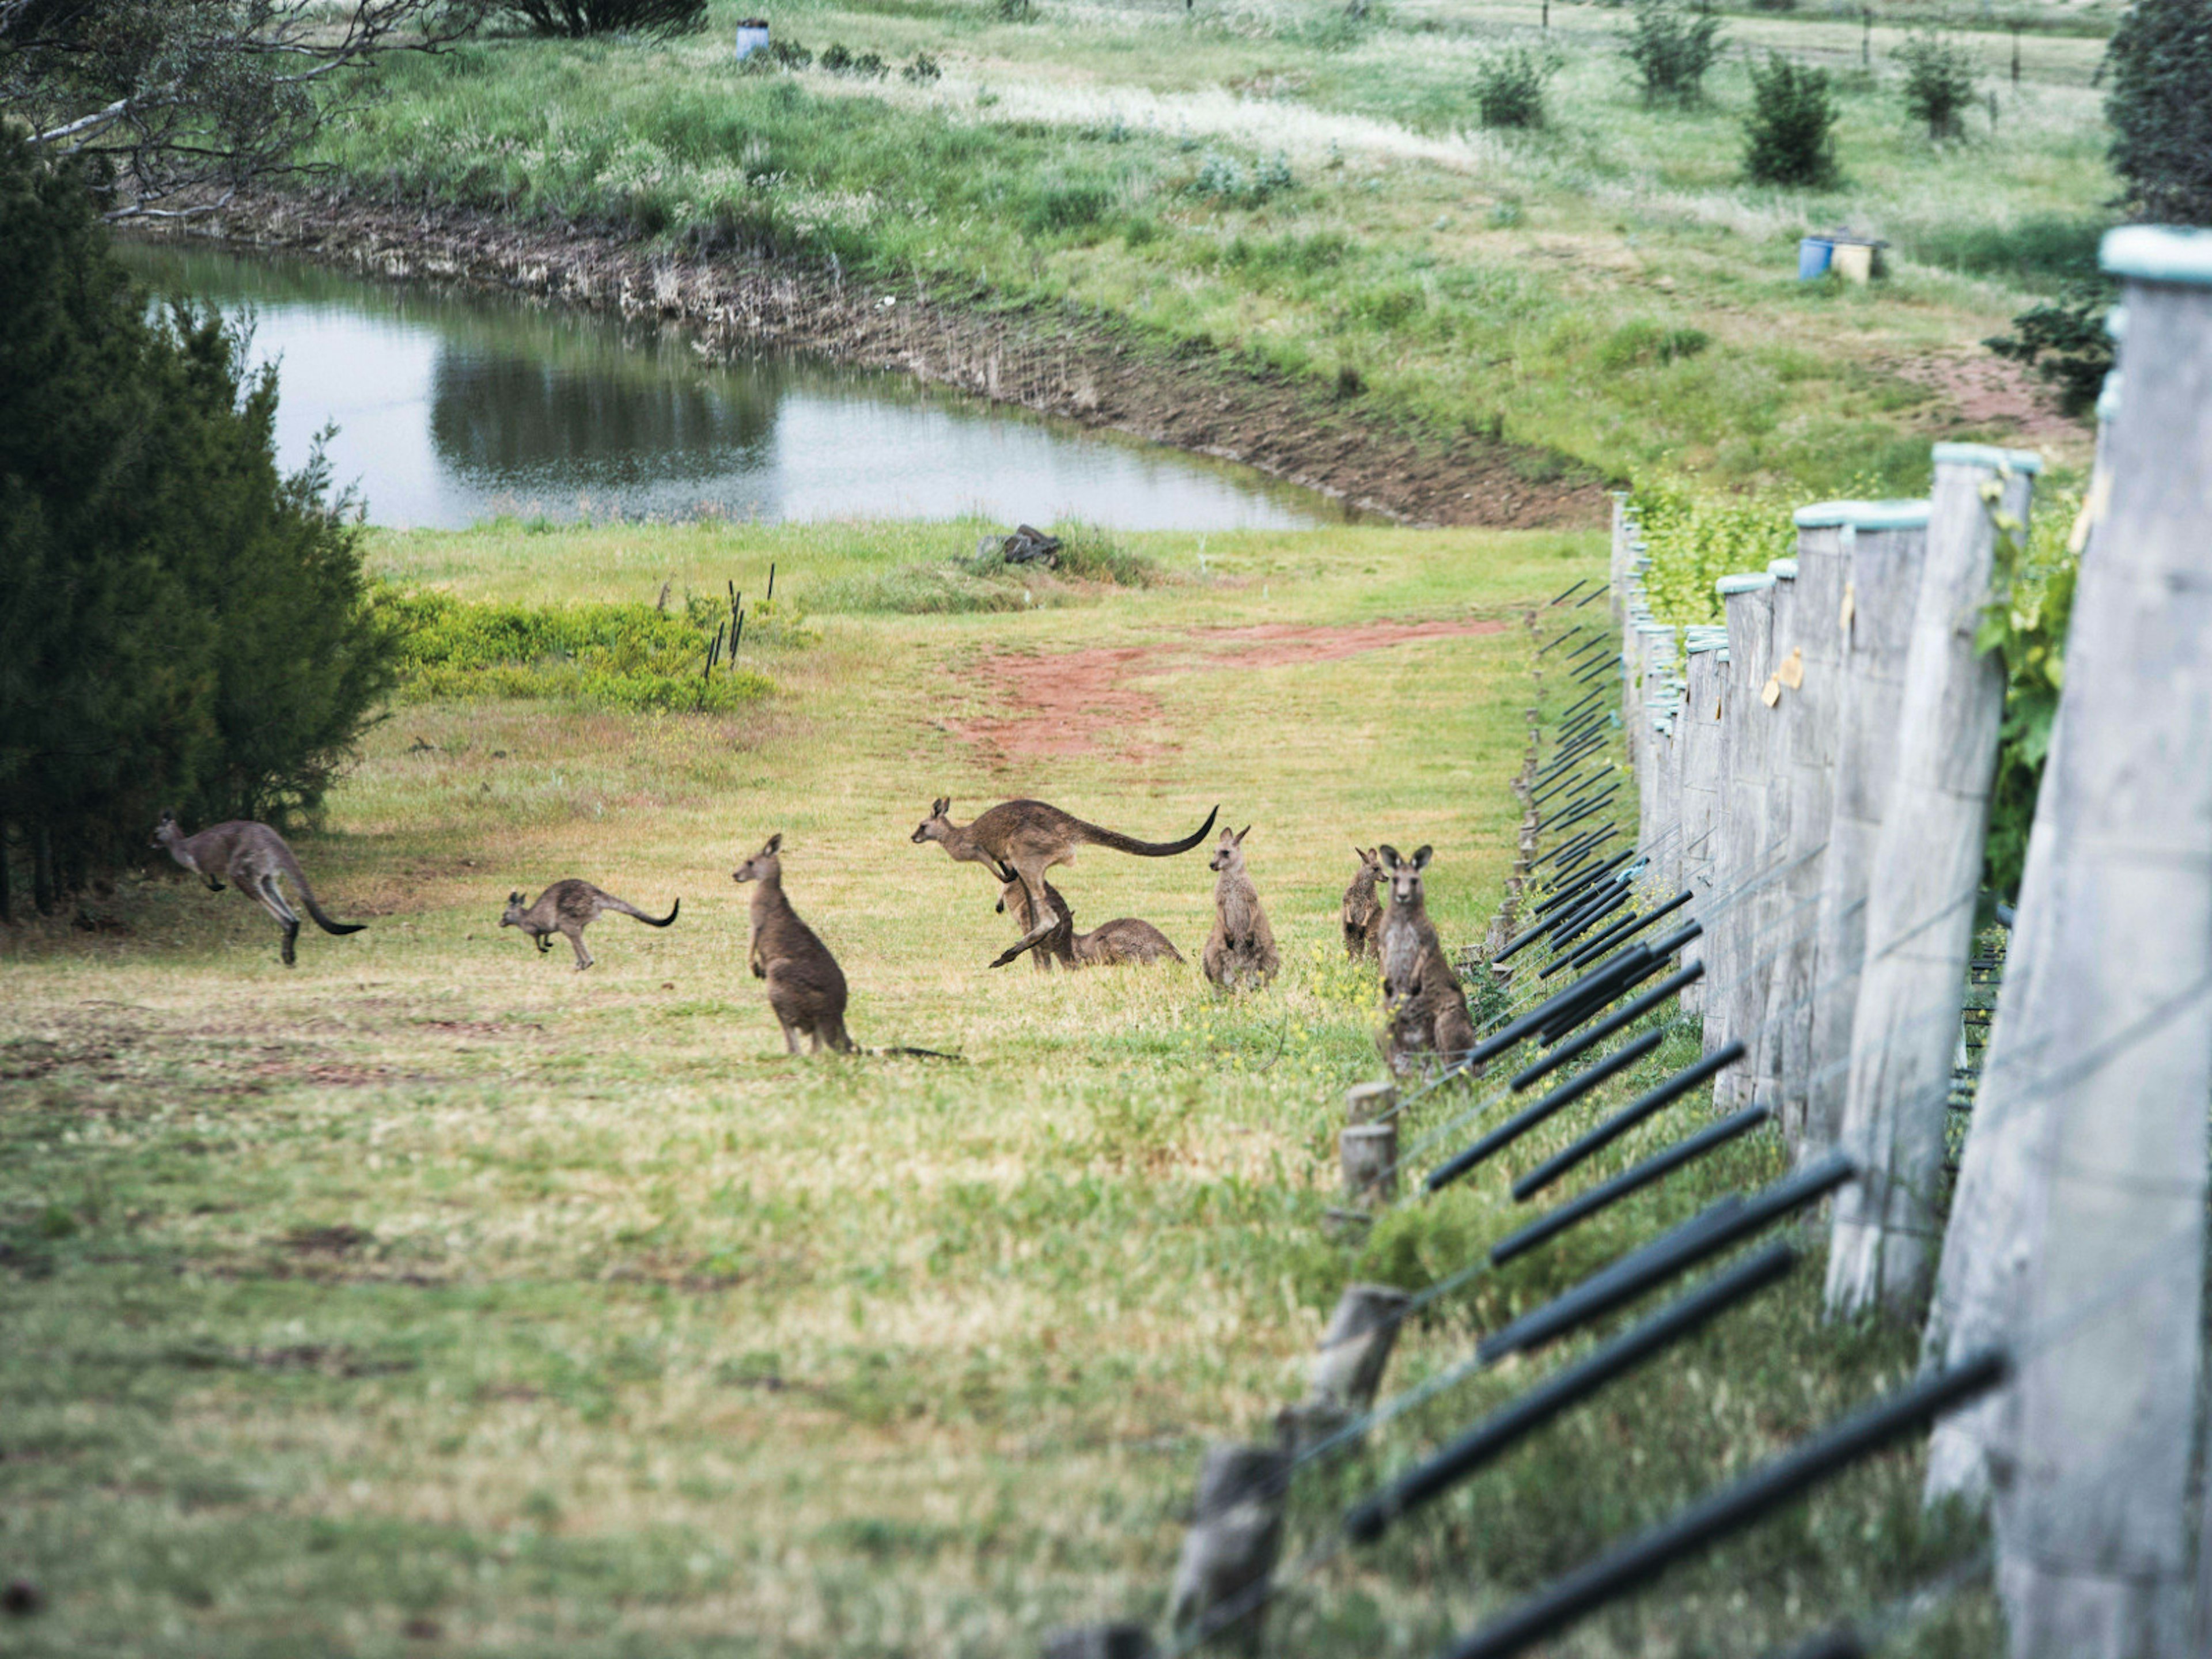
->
[1797, 237, 1835, 281]
[734, 18, 770, 59]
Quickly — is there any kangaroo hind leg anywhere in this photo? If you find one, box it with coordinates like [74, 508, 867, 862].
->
[255, 873, 302, 967]
[988, 859, 1063, 970]
[565, 925, 593, 971]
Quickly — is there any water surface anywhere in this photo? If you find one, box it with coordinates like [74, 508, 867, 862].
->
[122, 243, 1331, 533]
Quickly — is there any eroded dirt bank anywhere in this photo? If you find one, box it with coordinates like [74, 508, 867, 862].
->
[148, 190, 1611, 530]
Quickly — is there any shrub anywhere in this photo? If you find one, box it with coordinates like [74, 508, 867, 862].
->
[1984, 281, 2117, 416]
[1622, 0, 1725, 104]
[901, 52, 941, 84]
[1189, 149, 1294, 207]
[996, 0, 1037, 20]
[491, 0, 706, 38]
[1975, 485, 2082, 902]
[1472, 44, 1563, 130]
[1895, 31, 1978, 140]
[1597, 320, 1711, 369]
[2105, 0, 2212, 225]
[818, 43, 885, 77]
[1742, 54, 1840, 187]
[1630, 479, 1796, 626]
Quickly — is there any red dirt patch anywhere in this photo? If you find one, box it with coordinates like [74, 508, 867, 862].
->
[944, 618, 1505, 763]
[1892, 351, 2091, 455]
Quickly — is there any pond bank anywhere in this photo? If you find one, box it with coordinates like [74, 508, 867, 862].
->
[146, 187, 1612, 531]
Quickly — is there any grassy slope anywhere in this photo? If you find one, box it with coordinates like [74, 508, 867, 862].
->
[1, 522, 1995, 1656]
[320, 0, 2111, 499]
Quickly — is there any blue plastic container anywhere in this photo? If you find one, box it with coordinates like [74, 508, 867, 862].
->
[1797, 237, 1835, 281]
[734, 17, 770, 59]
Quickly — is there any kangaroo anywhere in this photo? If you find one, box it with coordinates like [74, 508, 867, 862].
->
[501, 881, 679, 971]
[1342, 846, 1387, 961]
[911, 796, 1218, 968]
[732, 834, 857, 1055]
[1377, 844, 1476, 1073]
[1202, 825, 1279, 990]
[151, 810, 365, 967]
[996, 876, 1185, 969]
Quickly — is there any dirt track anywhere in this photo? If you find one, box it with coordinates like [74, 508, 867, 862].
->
[148, 190, 1612, 531]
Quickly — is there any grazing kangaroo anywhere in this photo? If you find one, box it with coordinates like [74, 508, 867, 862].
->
[996, 876, 1185, 969]
[733, 834, 855, 1054]
[1202, 825, 1279, 990]
[1342, 847, 1387, 961]
[911, 796, 1218, 968]
[1377, 845, 1476, 1071]
[151, 810, 364, 967]
[501, 881, 679, 971]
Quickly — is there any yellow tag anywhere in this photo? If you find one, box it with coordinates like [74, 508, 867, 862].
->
[2069, 469, 2111, 557]
[1777, 647, 1804, 690]
[1714, 698, 1723, 721]
[1839, 584, 1857, 637]
[1762, 676, 1782, 707]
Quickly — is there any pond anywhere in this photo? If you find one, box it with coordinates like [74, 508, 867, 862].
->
[120, 243, 1332, 534]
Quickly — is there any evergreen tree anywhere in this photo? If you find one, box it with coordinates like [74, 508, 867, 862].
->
[2105, 0, 2212, 225]
[0, 132, 395, 916]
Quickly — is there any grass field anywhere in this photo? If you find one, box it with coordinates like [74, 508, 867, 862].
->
[1, 520, 2000, 1655]
[315, 0, 2112, 501]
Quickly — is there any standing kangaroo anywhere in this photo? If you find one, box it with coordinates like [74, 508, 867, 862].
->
[501, 881, 679, 971]
[1342, 846, 1387, 961]
[732, 834, 854, 1055]
[1202, 825, 1279, 990]
[151, 810, 364, 967]
[911, 797, 1218, 968]
[996, 876, 1185, 969]
[1377, 844, 1476, 1070]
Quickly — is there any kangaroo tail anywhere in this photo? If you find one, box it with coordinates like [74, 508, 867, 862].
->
[1074, 804, 1220, 858]
[275, 843, 366, 936]
[609, 896, 680, 927]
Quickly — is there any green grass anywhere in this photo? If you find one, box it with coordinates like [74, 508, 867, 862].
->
[313, 0, 2111, 502]
[1, 520, 1998, 1654]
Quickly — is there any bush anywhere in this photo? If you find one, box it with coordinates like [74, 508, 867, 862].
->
[491, 0, 706, 38]
[2105, 0, 2212, 225]
[1472, 44, 1563, 130]
[1742, 53, 1840, 186]
[372, 590, 774, 713]
[901, 52, 941, 84]
[1622, 0, 1725, 104]
[817, 43, 884, 77]
[1630, 480, 1796, 626]
[1597, 320, 1711, 369]
[1895, 31, 1978, 140]
[1984, 281, 2117, 417]
[1190, 149, 1294, 207]
[0, 134, 397, 912]
[997, 0, 1037, 20]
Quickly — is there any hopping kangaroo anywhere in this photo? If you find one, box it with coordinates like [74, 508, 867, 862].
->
[1202, 825, 1279, 990]
[911, 796, 1218, 968]
[1377, 845, 1476, 1071]
[733, 834, 855, 1055]
[151, 811, 364, 967]
[1342, 846, 1387, 961]
[501, 881, 679, 970]
[996, 875, 1185, 969]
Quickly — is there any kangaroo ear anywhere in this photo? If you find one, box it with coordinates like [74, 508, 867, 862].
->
[1379, 844, 1401, 869]
[1413, 845, 1433, 870]
[932, 797, 950, 816]
[765, 832, 782, 854]
[1234, 824, 1251, 844]
[510, 891, 522, 903]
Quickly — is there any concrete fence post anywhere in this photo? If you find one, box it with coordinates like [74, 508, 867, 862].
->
[1677, 637, 1726, 1020]
[1745, 560, 1799, 1113]
[1823, 447, 2037, 1320]
[1763, 513, 1850, 1146]
[1709, 574, 1775, 1105]
[1167, 1443, 1289, 1653]
[1802, 501, 1933, 1154]
[1925, 226, 2212, 1657]
[1339, 1122, 1396, 1203]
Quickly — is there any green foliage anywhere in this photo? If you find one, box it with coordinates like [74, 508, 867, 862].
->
[996, 0, 1039, 21]
[1597, 319, 1711, 370]
[372, 590, 774, 712]
[818, 44, 887, 78]
[493, 0, 707, 39]
[1621, 0, 1726, 105]
[1190, 149, 1296, 207]
[1893, 31, 1978, 141]
[1974, 481, 2082, 903]
[1471, 44, 1563, 131]
[1984, 280, 2116, 417]
[900, 52, 942, 85]
[0, 135, 396, 910]
[2104, 0, 2212, 225]
[1630, 480, 1797, 626]
[812, 528, 1161, 614]
[1742, 54, 1840, 187]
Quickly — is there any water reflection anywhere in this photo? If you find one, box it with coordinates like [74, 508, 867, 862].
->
[120, 242, 1331, 533]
